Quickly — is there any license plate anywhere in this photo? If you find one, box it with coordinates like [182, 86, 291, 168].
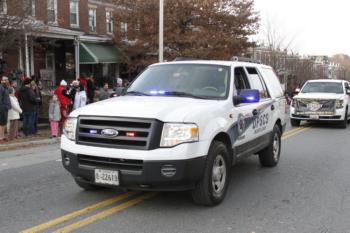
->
[310, 115, 319, 120]
[95, 169, 119, 186]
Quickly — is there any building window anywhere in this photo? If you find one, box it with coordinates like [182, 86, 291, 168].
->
[135, 20, 140, 31]
[31, 0, 35, 17]
[0, 0, 7, 14]
[24, 0, 35, 17]
[47, 0, 57, 23]
[120, 22, 127, 33]
[70, 0, 79, 26]
[89, 8, 96, 32]
[106, 11, 113, 34]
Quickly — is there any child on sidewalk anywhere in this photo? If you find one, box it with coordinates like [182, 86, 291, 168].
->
[8, 87, 22, 140]
[49, 95, 61, 138]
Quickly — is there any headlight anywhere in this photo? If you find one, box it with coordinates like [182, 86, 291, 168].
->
[160, 123, 199, 147]
[63, 118, 77, 141]
[336, 99, 344, 109]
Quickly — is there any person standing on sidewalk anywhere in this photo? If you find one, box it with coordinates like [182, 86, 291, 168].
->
[31, 80, 42, 135]
[54, 80, 71, 127]
[19, 78, 37, 136]
[0, 77, 11, 143]
[7, 87, 22, 140]
[48, 95, 61, 138]
[73, 84, 87, 110]
[86, 75, 96, 104]
[99, 83, 110, 101]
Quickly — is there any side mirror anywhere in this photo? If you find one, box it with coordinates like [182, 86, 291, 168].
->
[294, 88, 300, 94]
[233, 89, 260, 105]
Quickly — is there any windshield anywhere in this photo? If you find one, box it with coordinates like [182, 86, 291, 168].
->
[301, 82, 344, 94]
[126, 64, 231, 99]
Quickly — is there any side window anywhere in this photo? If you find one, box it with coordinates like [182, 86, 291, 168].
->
[233, 67, 250, 95]
[245, 67, 270, 100]
[345, 82, 349, 90]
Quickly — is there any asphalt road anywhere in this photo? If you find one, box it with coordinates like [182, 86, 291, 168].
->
[1, 122, 350, 233]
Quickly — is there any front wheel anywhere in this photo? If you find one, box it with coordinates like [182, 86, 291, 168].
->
[290, 118, 300, 127]
[191, 141, 230, 206]
[258, 125, 281, 167]
[339, 109, 348, 129]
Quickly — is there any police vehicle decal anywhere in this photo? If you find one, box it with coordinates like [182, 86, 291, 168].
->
[227, 101, 275, 147]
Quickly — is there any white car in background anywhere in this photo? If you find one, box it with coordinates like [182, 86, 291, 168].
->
[290, 79, 350, 128]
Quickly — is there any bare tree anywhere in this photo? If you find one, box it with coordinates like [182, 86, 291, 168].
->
[112, 0, 259, 76]
[0, 0, 39, 54]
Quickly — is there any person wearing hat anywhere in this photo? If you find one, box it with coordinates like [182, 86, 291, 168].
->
[0, 76, 11, 143]
[68, 80, 80, 111]
[54, 80, 71, 126]
[73, 83, 87, 110]
[19, 78, 37, 136]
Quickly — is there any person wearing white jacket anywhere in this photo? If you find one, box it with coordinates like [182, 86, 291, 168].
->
[8, 87, 22, 140]
[73, 84, 87, 110]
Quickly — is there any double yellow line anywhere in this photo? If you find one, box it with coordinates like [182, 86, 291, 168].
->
[282, 126, 310, 140]
[20, 191, 157, 233]
[20, 127, 309, 233]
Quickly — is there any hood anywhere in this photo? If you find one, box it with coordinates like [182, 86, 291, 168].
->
[70, 96, 223, 122]
[294, 92, 344, 100]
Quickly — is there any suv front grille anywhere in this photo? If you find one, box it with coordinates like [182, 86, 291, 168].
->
[76, 116, 163, 150]
[78, 154, 143, 171]
[296, 99, 336, 114]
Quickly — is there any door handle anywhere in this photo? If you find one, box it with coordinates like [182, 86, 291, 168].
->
[271, 105, 275, 111]
[252, 109, 258, 116]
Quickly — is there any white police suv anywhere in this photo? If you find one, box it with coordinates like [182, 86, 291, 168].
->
[61, 57, 287, 206]
[290, 79, 350, 128]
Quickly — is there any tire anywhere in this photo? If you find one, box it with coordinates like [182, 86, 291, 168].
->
[339, 109, 348, 129]
[258, 124, 281, 167]
[191, 141, 230, 206]
[290, 118, 300, 127]
[75, 178, 101, 191]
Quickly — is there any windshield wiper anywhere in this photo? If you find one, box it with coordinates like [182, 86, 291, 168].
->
[162, 91, 210, 99]
[124, 91, 150, 96]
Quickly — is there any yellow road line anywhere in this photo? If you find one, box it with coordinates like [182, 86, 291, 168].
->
[282, 127, 310, 140]
[52, 192, 158, 233]
[20, 191, 140, 233]
[21, 126, 309, 233]
[283, 126, 309, 137]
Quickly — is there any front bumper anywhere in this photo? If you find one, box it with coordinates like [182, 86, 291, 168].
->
[290, 107, 346, 121]
[61, 150, 206, 191]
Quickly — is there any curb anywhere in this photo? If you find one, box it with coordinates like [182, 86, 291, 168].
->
[0, 138, 60, 152]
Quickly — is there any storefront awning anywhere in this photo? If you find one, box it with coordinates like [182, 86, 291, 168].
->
[80, 42, 121, 64]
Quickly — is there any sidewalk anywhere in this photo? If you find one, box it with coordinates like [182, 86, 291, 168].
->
[0, 124, 60, 152]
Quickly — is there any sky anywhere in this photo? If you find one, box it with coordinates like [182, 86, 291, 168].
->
[253, 0, 350, 56]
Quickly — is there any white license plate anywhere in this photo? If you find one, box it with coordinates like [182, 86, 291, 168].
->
[95, 169, 119, 186]
[310, 115, 319, 120]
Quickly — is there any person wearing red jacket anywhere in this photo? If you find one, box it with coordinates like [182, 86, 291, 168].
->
[54, 80, 71, 126]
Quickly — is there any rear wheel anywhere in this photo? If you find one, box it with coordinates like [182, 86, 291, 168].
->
[191, 141, 230, 206]
[290, 118, 300, 127]
[258, 125, 281, 167]
[75, 178, 101, 191]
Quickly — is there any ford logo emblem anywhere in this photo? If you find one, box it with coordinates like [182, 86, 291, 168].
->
[101, 129, 119, 137]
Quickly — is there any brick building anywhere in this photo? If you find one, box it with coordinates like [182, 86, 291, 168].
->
[0, 0, 125, 91]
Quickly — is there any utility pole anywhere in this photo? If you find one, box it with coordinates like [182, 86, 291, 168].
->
[159, 0, 164, 62]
